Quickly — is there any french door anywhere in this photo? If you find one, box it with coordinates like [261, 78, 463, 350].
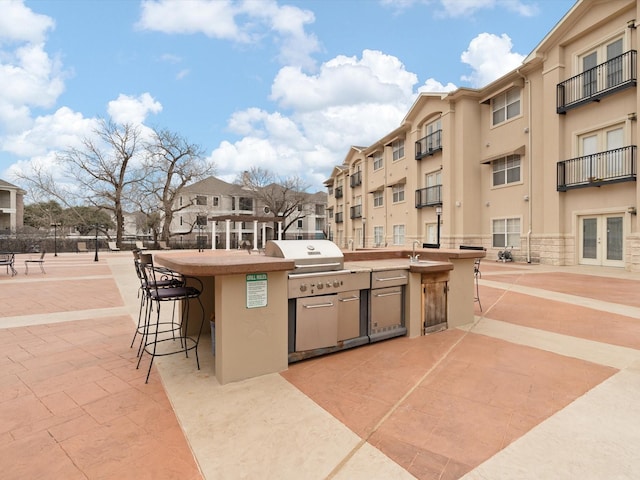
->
[580, 214, 624, 267]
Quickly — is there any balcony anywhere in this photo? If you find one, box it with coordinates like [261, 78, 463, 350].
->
[557, 50, 637, 114]
[415, 130, 443, 159]
[335, 212, 344, 223]
[557, 145, 636, 191]
[350, 171, 362, 187]
[350, 204, 362, 219]
[415, 185, 442, 208]
[335, 186, 343, 198]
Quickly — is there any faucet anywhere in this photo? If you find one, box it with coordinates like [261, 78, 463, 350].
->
[410, 240, 421, 263]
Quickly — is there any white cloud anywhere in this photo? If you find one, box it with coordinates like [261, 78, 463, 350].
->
[418, 78, 458, 93]
[2, 107, 97, 157]
[136, 0, 320, 69]
[380, 0, 539, 17]
[270, 49, 417, 111]
[107, 93, 163, 125]
[460, 32, 525, 87]
[210, 50, 417, 189]
[0, 0, 55, 44]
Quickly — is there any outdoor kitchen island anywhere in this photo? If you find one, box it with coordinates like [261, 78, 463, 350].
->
[155, 243, 483, 385]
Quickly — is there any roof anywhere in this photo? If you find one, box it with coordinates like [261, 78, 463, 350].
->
[182, 176, 247, 196]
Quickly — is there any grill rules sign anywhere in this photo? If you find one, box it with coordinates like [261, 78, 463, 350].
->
[246, 273, 268, 308]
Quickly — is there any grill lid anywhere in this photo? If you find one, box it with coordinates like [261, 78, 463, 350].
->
[264, 240, 344, 273]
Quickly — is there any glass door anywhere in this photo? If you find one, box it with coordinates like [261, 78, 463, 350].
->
[580, 215, 624, 267]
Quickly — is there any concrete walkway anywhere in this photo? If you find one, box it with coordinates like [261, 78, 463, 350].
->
[1, 252, 640, 479]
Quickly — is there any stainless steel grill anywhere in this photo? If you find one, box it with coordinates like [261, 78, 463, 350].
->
[264, 239, 344, 274]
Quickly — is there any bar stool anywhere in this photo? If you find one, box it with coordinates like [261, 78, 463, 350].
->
[136, 253, 205, 383]
[130, 250, 183, 355]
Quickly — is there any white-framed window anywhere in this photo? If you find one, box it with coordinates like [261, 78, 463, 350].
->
[492, 218, 520, 248]
[392, 184, 405, 203]
[492, 87, 520, 126]
[392, 139, 405, 161]
[196, 195, 207, 206]
[492, 155, 521, 186]
[374, 226, 384, 246]
[425, 119, 442, 151]
[580, 36, 624, 94]
[392, 224, 405, 245]
[373, 190, 384, 207]
[579, 124, 625, 179]
[212, 196, 219, 207]
[373, 152, 383, 170]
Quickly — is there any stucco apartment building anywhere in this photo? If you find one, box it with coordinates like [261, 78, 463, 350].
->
[0, 179, 25, 234]
[171, 176, 327, 248]
[326, 0, 640, 271]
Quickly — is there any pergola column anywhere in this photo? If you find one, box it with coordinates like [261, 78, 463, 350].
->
[225, 219, 231, 250]
[253, 220, 259, 251]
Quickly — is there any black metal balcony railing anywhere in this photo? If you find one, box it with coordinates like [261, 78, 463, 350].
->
[557, 145, 637, 191]
[415, 185, 442, 208]
[335, 186, 343, 198]
[557, 50, 637, 114]
[335, 212, 344, 223]
[350, 204, 362, 219]
[415, 129, 443, 159]
[350, 171, 362, 187]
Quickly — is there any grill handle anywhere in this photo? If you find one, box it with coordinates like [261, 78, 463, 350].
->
[295, 262, 342, 270]
[303, 302, 334, 309]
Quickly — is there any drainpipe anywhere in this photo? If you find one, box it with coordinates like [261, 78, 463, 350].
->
[518, 68, 533, 263]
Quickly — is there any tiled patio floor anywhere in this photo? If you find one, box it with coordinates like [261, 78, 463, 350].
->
[2, 252, 640, 479]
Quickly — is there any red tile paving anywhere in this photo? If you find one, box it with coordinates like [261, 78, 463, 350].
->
[283, 331, 616, 479]
[0, 254, 203, 480]
[2, 253, 640, 480]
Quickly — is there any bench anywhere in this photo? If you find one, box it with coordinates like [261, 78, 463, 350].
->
[108, 241, 120, 251]
[0, 252, 17, 276]
[77, 242, 89, 253]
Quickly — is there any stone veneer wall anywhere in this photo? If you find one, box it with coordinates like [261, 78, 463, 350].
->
[626, 233, 640, 272]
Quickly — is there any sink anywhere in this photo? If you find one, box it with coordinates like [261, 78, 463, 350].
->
[410, 260, 438, 265]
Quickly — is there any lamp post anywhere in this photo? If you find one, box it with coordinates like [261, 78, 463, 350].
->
[50, 222, 61, 256]
[94, 224, 100, 262]
[435, 205, 442, 248]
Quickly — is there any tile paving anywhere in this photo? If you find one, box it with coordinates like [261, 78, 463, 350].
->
[1, 251, 640, 479]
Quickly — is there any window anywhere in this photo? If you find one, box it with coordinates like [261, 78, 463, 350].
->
[492, 88, 520, 125]
[373, 152, 383, 170]
[238, 197, 253, 211]
[373, 190, 384, 207]
[579, 124, 625, 179]
[392, 139, 405, 161]
[492, 218, 520, 248]
[180, 216, 183, 226]
[492, 155, 521, 186]
[392, 184, 405, 203]
[196, 215, 207, 226]
[212, 196, 219, 207]
[179, 196, 183, 207]
[374, 226, 384, 246]
[393, 225, 405, 245]
[581, 37, 624, 94]
[426, 119, 442, 151]
[297, 219, 303, 228]
[196, 195, 207, 206]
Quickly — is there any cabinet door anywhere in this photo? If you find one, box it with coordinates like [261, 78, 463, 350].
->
[423, 281, 447, 334]
[295, 295, 338, 351]
[370, 286, 403, 333]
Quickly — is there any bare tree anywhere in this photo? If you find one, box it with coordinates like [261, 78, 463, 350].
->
[236, 166, 311, 235]
[59, 120, 144, 246]
[15, 119, 144, 247]
[136, 127, 212, 244]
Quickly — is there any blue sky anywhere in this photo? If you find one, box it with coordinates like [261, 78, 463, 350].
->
[1, 0, 576, 194]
